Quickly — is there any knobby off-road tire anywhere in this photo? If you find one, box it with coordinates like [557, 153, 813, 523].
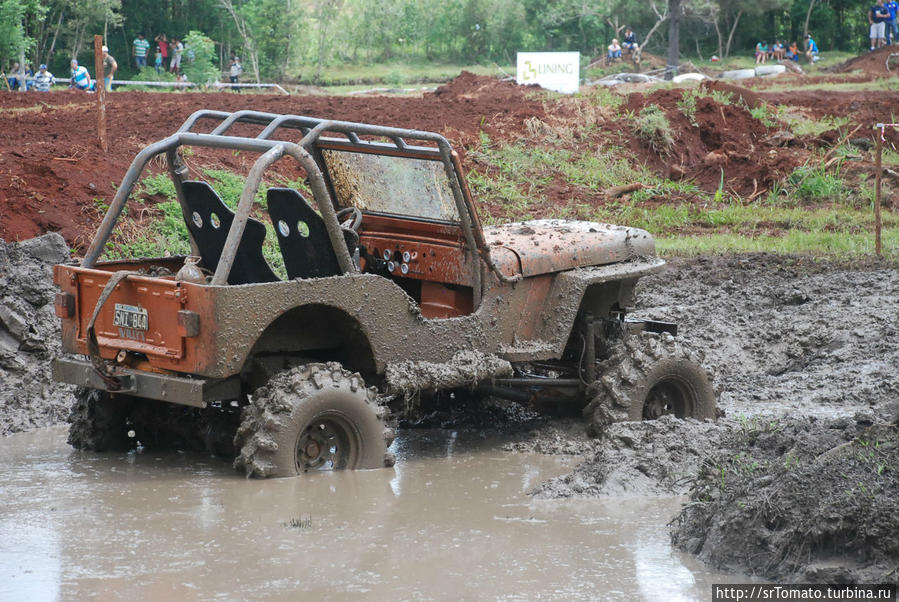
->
[584, 332, 717, 435]
[233, 362, 395, 478]
[67, 387, 134, 451]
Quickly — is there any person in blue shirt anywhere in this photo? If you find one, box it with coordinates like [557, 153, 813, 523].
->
[870, 0, 890, 50]
[885, 0, 898, 44]
[69, 59, 93, 91]
[804, 34, 819, 62]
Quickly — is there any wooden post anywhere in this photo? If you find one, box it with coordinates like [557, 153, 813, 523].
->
[874, 125, 883, 258]
[94, 35, 108, 152]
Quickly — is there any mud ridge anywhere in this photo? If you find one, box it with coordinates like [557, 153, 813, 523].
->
[0, 233, 76, 434]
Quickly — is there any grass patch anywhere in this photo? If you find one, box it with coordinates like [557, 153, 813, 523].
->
[633, 105, 674, 154]
[658, 229, 899, 258]
[298, 62, 509, 87]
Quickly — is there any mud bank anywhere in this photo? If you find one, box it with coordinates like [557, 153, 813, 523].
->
[0, 234, 75, 435]
[670, 416, 899, 584]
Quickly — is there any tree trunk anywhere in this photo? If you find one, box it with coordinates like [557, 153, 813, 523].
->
[666, 0, 682, 76]
[803, 0, 818, 38]
[641, 5, 669, 52]
[724, 10, 743, 58]
[714, 17, 723, 58]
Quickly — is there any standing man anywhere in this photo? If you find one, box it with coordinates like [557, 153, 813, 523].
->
[885, 0, 898, 44]
[228, 52, 242, 91]
[32, 64, 55, 92]
[133, 32, 150, 69]
[170, 38, 184, 74]
[870, 0, 890, 50]
[102, 45, 117, 91]
[69, 59, 92, 91]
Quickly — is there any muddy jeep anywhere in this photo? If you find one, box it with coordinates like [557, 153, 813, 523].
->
[53, 110, 716, 477]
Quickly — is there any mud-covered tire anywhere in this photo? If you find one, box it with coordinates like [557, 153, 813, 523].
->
[584, 333, 717, 435]
[67, 387, 134, 451]
[233, 362, 395, 478]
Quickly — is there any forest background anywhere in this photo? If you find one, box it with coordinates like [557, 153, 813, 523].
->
[0, 0, 887, 84]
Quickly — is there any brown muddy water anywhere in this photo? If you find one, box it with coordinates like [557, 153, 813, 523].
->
[0, 427, 754, 601]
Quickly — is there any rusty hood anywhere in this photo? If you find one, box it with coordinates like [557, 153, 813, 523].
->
[483, 219, 656, 277]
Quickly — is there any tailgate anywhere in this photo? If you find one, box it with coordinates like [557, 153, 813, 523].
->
[67, 267, 187, 360]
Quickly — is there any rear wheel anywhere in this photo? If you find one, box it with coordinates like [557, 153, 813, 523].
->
[233, 362, 395, 478]
[584, 333, 717, 435]
[67, 387, 133, 451]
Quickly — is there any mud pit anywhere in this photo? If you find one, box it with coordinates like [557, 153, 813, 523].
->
[1, 427, 754, 600]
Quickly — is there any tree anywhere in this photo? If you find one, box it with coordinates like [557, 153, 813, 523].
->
[182, 30, 219, 84]
[0, 0, 44, 81]
[667, 0, 681, 73]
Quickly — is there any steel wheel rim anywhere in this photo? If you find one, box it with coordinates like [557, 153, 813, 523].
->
[295, 413, 360, 472]
[643, 378, 695, 420]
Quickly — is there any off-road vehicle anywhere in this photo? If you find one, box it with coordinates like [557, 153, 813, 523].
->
[53, 110, 716, 477]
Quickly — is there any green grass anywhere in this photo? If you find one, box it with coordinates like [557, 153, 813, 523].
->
[297, 62, 510, 88]
[633, 105, 674, 154]
[658, 229, 899, 258]
[778, 110, 851, 137]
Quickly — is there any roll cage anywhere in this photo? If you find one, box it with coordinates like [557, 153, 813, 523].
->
[82, 110, 517, 291]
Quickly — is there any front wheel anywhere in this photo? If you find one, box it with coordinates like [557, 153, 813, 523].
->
[584, 333, 717, 435]
[233, 362, 395, 478]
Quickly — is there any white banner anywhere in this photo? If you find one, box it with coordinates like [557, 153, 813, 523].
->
[516, 52, 580, 94]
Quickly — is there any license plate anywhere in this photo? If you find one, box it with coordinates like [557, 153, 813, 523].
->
[113, 303, 149, 331]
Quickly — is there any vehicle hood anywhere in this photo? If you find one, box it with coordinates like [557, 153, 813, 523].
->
[483, 219, 656, 277]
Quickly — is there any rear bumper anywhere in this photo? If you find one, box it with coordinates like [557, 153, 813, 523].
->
[52, 357, 239, 407]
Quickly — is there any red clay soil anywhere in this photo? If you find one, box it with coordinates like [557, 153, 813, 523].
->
[0, 72, 544, 246]
[0, 71, 891, 247]
[829, 45, 899, 74]
[623, 88, 803, 196]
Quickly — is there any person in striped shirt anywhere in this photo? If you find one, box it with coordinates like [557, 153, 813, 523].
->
[133, 32, 150, 69]
[32, 65, 55, 92]
[69, 59, 93, 91]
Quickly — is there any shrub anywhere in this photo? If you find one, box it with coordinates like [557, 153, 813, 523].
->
[634, 105, 674, 154]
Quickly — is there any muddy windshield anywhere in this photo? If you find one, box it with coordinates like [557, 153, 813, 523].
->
[322, 149, 460, 222]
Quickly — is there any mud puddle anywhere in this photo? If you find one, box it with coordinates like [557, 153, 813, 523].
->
[0, 427, 755, 601]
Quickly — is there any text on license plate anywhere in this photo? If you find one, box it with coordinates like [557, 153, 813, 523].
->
[113, 303, 149, 331]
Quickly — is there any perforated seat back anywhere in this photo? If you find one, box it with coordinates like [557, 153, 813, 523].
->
[267, 188, 341, 279]
[181, 181, 278, 285]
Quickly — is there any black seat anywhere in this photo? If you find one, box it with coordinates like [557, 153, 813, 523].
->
[267, 188, 341, 279]
[181, 181, 278, 285]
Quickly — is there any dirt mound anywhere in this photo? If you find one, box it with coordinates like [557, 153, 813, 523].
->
[0, 77, 546, 247]
[624, 88, 803, 195]
[830, 46, 899, 74]
[532, 416, 731, 497]
[670, 416, 899, 583]
[0, 233, 76, 434]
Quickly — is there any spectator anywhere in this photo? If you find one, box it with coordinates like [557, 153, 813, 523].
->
[170, 38, 184, 74]
[887, 0, 899, 43]
[7, 62, 21, 90]
[102, 45, 117, 91]
[870, 0, 890, 49]
[69, 59, 93, 91]
[607, 39, 622, 61]
[755, 41, 768, 64]
[155, 34, 169, 68]
[805, 34, 819, 62]
[228, 52, 242, 91]
[32, 64, 55, 92]
[133, 32, 150, 70]
[623, 28, 639, 54]
[786, 41, 800, 61]
[771, 40, 786, 60]
[154, 46, 164, 74]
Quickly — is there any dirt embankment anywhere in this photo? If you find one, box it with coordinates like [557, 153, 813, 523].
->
[525, 255, 898, 582]
[829, 45, 899, 75]
[0, 233, 75, 434]
[3, 72, 894, 248]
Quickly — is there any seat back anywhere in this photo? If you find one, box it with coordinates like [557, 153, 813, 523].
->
[181, 181, 278, 285]
[267, 188, 341, 279]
